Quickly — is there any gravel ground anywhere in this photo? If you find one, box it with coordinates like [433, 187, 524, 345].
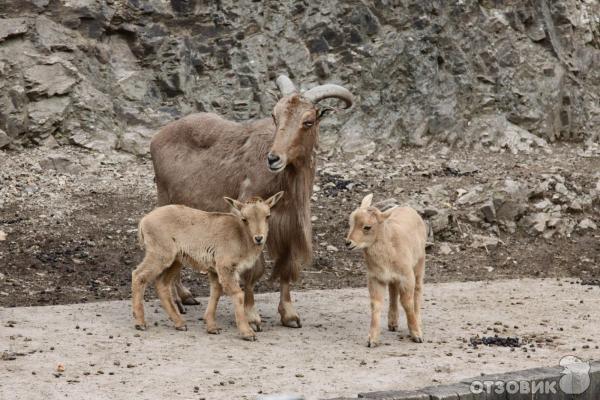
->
[0, 143, 599, 306]
[1, 278, 599, 399]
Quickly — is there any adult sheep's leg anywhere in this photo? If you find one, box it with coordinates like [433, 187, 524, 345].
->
[272, 250, 302, 328]
[131, 252, 172, 330]
[241, 254, 265, 332]
[278, 279, 301, 328]
[174, 270, 200, 311]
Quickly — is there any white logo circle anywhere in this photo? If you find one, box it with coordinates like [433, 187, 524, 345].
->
[559, 355, 591, 395]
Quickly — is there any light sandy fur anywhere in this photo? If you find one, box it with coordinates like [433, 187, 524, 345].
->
[345, 193, 427, 347]
[131, 192, 283, 341]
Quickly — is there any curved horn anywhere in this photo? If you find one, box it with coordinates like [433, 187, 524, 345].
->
[302, 84, 354, 109]
[276, 75, 297, 96]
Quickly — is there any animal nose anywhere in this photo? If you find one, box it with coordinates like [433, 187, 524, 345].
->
[254, 235, 264, 244]
[267, 153, 280, 165]
[345, 240, 352, 247]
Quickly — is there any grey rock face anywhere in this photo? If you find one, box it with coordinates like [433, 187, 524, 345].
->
[0, 18, 29, 42]
[0, 0, 598, 154]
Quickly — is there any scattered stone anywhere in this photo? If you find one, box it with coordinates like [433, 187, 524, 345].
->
[457, 187, 483, 205]
[443, 161, 479, 176]
[534, 199, 552, 210]
[479, 200, 496, 223]
[0, 129, 10, 149]
[555, 183, 569, 195]
[578, 218, 597, 230]
[525, 213, 550, 234]
[429, 210, 451, 234]
[438, 242, 453, 255]
[470, 234, 502, 249]
[38, 155, 82, 174]
[0, 18, 29, 42]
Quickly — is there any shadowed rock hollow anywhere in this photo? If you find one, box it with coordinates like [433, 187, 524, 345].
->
[0, 0, 598, 154]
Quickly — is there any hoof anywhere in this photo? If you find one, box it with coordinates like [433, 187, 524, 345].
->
[367, 339, 379, 348]
[207, 327, 222, 335]
[134, 323, 147, 331]
[182, 297, 200, 306]
[388, 325, 398, 332]
[245, 308, 262, 332]
[281, 317, 302, 328]
[242, 334, 257, 341]
[278, 303, 302, 329]
[175, 325, 188, 331]
[411, 335, 424, 343]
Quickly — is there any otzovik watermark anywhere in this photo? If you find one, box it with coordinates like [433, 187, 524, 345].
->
[470, 356, 592, 396]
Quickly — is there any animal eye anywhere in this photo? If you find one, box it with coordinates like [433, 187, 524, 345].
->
[266, 215, 270, 219]
[303, 120, 314, 128]
[242, 218, 248, 223]
[363, 226, 371, 231]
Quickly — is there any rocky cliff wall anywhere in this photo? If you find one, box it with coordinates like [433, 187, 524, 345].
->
[0, 0, 598, 155]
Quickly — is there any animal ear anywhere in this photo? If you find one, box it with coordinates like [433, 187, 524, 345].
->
[223, 197, 243, 214]
[360, 193, 373, 208]
[376, 207, 395, 223]
[265, 191, 284, 208]
[317, 106, 335, 120]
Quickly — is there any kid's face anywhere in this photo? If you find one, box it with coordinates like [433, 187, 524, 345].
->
[345, 209, 378, 250]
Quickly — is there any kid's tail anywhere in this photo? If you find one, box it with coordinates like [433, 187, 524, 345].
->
[137, 220, 145, 249]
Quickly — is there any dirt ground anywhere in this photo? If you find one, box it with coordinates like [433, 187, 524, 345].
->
[0, 143, 599, 307]
[1, 279, 599, 400]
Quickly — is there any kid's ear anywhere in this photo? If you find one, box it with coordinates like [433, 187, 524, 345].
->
[224, 197, 244, 215]
[376, 207, 395, 223]
[265, 191, 284, 208]
[360, 193, 373, 209]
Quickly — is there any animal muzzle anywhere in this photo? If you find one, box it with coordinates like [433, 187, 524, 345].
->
[267, 152, 285, 173]
[254, 235, 265, 245]
[345, 239, 357, 250]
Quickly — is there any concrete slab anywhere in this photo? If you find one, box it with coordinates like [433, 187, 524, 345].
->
[358, 389, 430, 399]
[1, 278, 599, 400]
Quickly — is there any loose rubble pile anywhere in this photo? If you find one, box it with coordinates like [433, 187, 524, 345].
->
[311, 145, 600, 252]
[1, 141, 598, 306]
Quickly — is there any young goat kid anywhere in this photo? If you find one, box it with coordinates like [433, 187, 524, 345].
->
[132, 192, 284, 341]
[345, 194, 427, 347]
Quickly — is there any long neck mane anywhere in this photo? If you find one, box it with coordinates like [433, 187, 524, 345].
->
[269, 126, 318, 267]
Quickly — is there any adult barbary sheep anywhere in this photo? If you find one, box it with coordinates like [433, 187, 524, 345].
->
[132, 192, 284, 340]
[345, 194, 427, 347]
[150, 75, 353, 329]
